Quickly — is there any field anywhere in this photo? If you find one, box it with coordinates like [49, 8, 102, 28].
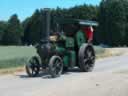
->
[0, 46, 37, 69]
[0, 46, 122, 70]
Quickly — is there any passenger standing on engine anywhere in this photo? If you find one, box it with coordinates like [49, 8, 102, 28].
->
[83, 26, 94, 43]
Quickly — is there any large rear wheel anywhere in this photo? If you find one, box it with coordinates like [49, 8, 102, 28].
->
[79, 44, 95, 72]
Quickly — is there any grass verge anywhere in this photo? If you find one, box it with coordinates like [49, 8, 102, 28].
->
[0, 46, 124, 75]
[0, 67, 24, 75]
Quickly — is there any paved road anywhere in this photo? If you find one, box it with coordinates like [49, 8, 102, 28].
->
[1, 55, 128, 96]
[94, 54, 128, 72]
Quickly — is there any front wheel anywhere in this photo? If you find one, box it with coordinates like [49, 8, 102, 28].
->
[48, 56, 63, 78]
[26, 56, 40, 77]
[79, 44, 95, 72]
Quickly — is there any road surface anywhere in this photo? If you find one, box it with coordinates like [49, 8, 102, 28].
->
[1, 55, 128, 96]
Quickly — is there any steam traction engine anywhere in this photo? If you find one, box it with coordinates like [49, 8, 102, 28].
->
[25, 9, 98, 78]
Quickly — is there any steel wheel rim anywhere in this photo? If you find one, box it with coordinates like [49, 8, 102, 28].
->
[53, 58, 63, 76]
[84, 46, 95, 69]
[27, 58, 39, 76]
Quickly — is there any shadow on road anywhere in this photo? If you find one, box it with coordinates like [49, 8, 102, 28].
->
[16, 67, 82, 79]
[17, 72, 51, 79]
[68, 67, 81, 73]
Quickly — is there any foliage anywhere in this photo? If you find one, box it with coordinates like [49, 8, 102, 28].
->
[0, 21, 7, 44]
[23, 10, 43, 44]
[1, 14, 23, 45]
[0, 46, 36, 69]
[98, 0, 128, 46]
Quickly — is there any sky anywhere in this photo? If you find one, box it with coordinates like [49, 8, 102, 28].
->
[0, 0, 101, 21]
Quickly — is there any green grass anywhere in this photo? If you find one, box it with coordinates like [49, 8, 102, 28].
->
[0, 46, 106, 70]
[0, 46, 36, 69]
[94, 46, 105, 55]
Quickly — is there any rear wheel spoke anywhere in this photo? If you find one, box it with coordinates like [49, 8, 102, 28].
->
[84, 59, 89, 64]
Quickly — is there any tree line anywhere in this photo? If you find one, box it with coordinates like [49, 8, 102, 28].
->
[0, 14, 23, 45]
[97, 0, 128, 46]
[0, 0, 128, 46]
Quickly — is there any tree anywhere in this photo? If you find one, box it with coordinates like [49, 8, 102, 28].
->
[123, 0, 128, 45]
[22, 17, 31, 44]
[0, 21, 7, 44]
[2, 14, 23, 45]
[23, 9, 42, 45]
[98, 0, 127, 46]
